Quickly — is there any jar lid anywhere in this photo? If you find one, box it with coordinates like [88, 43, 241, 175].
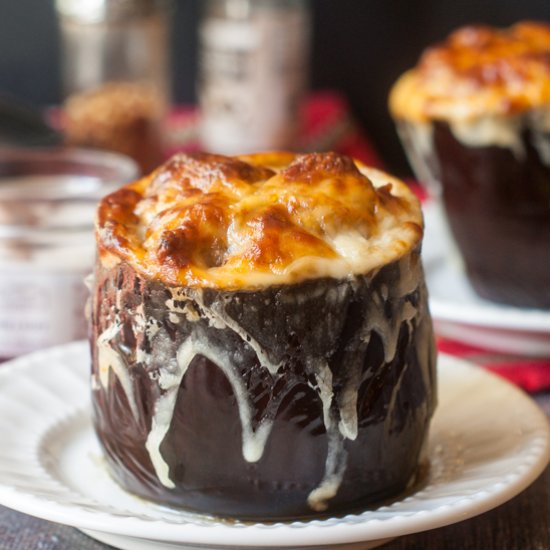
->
[0, 175, 105, 233]
[55, 0, 165, 23]
[0, 147, 138, 238]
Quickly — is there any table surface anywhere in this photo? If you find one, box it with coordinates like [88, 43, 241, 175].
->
[0, 393, 549, 550]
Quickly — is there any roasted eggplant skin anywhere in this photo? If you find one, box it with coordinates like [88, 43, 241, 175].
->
[91, 249, 436, 520]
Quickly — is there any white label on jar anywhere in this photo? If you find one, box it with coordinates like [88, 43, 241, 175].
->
[199, 8, 310, 154]
[0, 267, 89, 359]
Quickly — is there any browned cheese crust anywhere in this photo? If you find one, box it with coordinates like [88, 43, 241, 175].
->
[390, 21, 550, 122]
[96, 152, 423, 290]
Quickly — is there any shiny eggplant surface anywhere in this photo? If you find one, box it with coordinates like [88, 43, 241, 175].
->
[432, 121, 550, 308]
[90, 251, 436, 520]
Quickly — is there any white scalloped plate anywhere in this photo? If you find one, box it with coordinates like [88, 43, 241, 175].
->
[422, 201, 550, 356]
[0, 342, 548, 550]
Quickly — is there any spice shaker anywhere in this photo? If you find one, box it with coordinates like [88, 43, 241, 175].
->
[55, 0, 171, 172]
[199, 0, 311, 154]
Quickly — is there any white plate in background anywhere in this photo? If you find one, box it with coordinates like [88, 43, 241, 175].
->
[0, 342, 548, 550]
[423, 201, 550, 355]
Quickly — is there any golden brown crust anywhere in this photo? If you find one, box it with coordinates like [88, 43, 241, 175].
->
[390, 21, 550, 122]
[96, 152, 422, 289]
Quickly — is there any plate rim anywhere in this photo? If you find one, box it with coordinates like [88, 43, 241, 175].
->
[0, 342, 548, 547]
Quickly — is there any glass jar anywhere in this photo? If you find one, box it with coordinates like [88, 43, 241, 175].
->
[0, 148, 138, 360]
[198, 0, 311, 154]
[55, 0, 171, 172]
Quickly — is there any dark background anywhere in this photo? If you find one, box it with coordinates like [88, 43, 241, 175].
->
[1, 0, 549, 174]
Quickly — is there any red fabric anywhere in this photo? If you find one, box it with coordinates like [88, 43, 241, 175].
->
[165, 93, 550, 393]
[163, 91, 383, 167]
[299, 91, 383, 167]
[437, 338, 550, 393]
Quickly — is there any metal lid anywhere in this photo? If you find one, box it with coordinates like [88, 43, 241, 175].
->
[55, 0, 164, 23]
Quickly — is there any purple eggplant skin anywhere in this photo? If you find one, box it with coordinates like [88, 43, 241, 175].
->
[90, 249, 436, 520]
[402, 117, 550, 308]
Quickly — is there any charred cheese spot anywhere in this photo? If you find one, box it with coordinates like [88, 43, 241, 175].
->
[147, 153, 274, 196]
[281, 151, 359, 183]
[228, 204, 337, 273]
[154, 203, 228, 268]
[96, 152, 423, 289]
[98, 187, 142, 226]
[97, 188, 144, 262]
[390, 21, 550, 122]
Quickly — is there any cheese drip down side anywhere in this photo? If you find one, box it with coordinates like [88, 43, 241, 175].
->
[390, 22, 550, 169]
[397, 112, 550, 173]
[145, 335, 275, 489]
[92, 252, 435, 513]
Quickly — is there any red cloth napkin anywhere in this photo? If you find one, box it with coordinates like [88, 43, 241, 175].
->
[438, 338, 550, 393]
[165, 91, 550, 393]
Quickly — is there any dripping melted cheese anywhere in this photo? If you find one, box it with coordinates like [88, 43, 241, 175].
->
[93, 151, 434, 513]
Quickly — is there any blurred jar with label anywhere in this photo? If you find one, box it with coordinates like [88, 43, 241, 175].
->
[56, 0, 171, 172]
[199, 0, 311, 154]
[0, 148, 138, 360]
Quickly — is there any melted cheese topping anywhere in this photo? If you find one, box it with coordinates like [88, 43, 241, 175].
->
[96, 152, 422, 290]
[390, 21, 550, 122]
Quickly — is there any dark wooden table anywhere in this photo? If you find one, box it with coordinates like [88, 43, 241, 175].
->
[1, 393, 549, 550]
